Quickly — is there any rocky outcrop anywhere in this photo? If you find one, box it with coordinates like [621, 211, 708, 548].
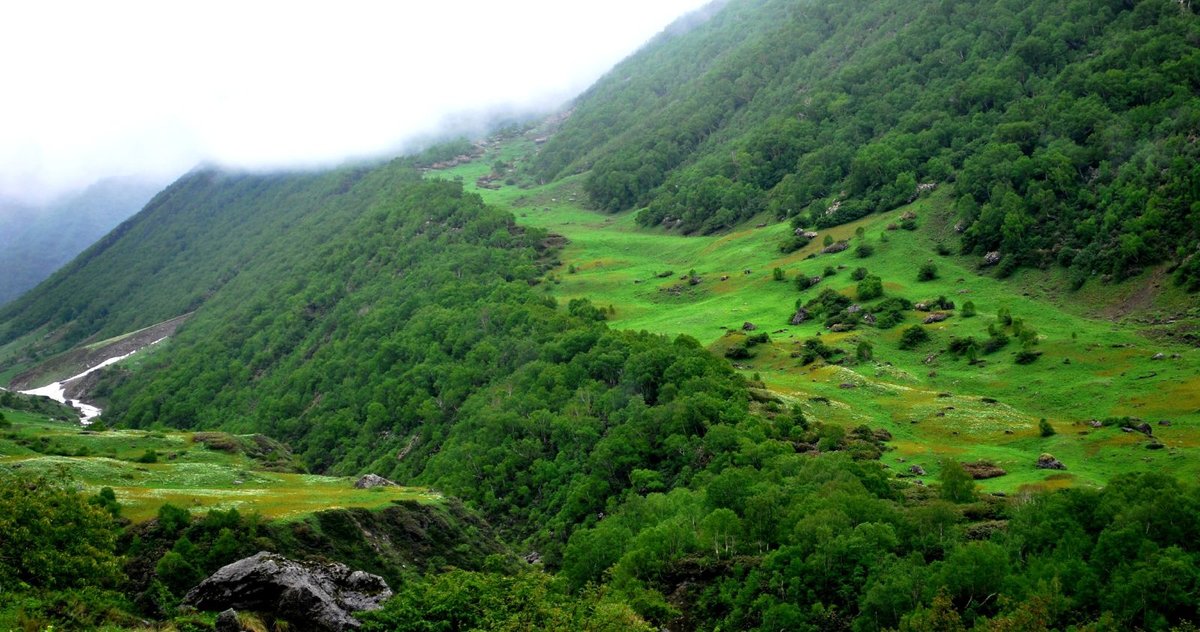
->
[789, 308, 810, 325]
[353, 474, 396, 489]
[982, 251, 1002, 267]
[962, 461, 1007, 479]
[821, 241, 849, 254]
[183, 552, 392, 631]
[1035, 453, 1066, 470]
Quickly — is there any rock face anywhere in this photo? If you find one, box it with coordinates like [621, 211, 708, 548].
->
[353, 474, 396, 489]
[1035, 453, 1066, 470]
[184, 552, 392, 631]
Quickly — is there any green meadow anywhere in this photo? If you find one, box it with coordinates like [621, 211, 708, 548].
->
[0, 409, 438, 523]
[433, 135, 1200, 494]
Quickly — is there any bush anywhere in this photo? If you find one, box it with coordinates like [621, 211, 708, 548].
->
[1039, 418, 1056, 437]
[772, 267, 785, 281]
[1015, 350, 1043, 365]
[856, 341, 873, 362]
[851, 267, 868, 281]
[917, 262, 938, 281]
[823, 265, 837, 277]
[856, 275, 884, 301]
[136, 449, 159, 464]
[855, 243, 875, 258]
[961, 300, 976, 317]
[779, 236, 811, 253]
[898, 325, 930, 349]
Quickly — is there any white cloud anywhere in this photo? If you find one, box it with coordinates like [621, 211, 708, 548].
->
[0, 0, 710, 203]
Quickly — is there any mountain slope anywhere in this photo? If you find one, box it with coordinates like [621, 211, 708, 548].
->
[535, 0, 1200, 288]
[0, 177, 164, 305]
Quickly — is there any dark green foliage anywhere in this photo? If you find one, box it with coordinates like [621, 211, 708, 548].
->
[873, 296, 913, 329]
[899, 325, 930, 349]
[0, 475, 121, 592]
[359, 570, 653, 631]
[1016, 349, 1044, 365]
[772, 266, 785, 281]
[982, 331, 1011, 355]
[918, 262, 938, 282]
[961, 300, 976, 318]
[803, 288, 852, 318]
[857, 341, 873, 362]
[938, 460, 977, 503]
[532, 0, 1200, 285]
[778, 235, 810, 253]
[799, 337, 840, 365]
[850, 267, 869, 281]
[855, 242, 875, 258]
[1039, 418, 1056, 437]
[135, 448, 159, 463]
[857, 275, 884, 301]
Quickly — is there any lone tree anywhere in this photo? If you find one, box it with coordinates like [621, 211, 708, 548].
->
[939, 460, 976, 503]
[1039, 418, 1056, 437]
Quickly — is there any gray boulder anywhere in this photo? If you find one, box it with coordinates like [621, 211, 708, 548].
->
[353, 474, 396, 489]
[183, 552, 392, 631]
[1036, 453, 1066, 470]
[216, 609, 241, 632]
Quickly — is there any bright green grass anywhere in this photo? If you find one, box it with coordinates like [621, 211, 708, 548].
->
[0, 412, 438, 523]
[427, 136, 1200, 493]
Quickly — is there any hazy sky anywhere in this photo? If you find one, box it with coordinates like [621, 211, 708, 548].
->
[0, 1, 710, 204]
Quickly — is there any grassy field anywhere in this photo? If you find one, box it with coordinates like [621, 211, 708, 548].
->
[429, 133, 1200, 493]
[0, 408, 438, 523]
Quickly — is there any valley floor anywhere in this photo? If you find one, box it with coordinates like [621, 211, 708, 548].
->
[433, 134, 1200, 493]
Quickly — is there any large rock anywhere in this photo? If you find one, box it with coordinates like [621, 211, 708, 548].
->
[1035, 453, 1066, 470]
[183, 552, 392, 631]
[353, 474, 396, 489]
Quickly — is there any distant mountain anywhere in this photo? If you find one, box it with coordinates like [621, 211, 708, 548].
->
[0, 176, 166, 305]
[535, 0, 1200, 289]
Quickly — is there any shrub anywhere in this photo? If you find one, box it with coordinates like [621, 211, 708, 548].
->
[136, 449, 159, 464]
[779, 236, 810, 253]
[1015, 350, 1043, 364]
[856, 341, 873, 362]
[823, 265, 837, 277]
[855, 243, 875, 258]
[961, 300, 976, 317]
[1039, 418, 1055, 437]
[823, 234, 834, 247]
[772, 267, 785, 281]
[899, 325, 930, 349]
[857, 275, 884, 301]
[917, 262, 938, 281]
[851, 267, 869, 281]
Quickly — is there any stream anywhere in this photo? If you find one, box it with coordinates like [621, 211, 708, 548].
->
[19, 337, 165, 425]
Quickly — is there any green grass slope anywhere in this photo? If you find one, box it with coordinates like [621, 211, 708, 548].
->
[437, 128, 1200, 493]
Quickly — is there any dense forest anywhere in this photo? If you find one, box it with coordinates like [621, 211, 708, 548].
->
[535, 0, 1200, 289]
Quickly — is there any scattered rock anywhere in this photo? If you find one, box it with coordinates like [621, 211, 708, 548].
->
[923, 312, 950, 324]
[720, 275, 729, 281]
[523, 551, 542, 565]
[908, 465, 926, 476]
[184, 552, 392, 631]
[847, 304, 863, 314]
[755, 223, 767, 228]
[839, 382, 857, 389]
[924, 353, 938, 365]
[216, 609, 241, 632]
[1146, 442, 1165, 450]
[982, 251, 1002, 267]
[789, 309, 810, 325]
[1151, 352, 1166, 360]
[914, 302, 932, 312]
[1036, 453, 1066, 470]
[742, 322, 757, 331]
[1159, 420, 1173, 426]
[862, 312, 877, 326]
[821, 241, 849, 254]
[743, 269, 753, 275]
[830, 323, 855, 332]
[962, 461, 1007, 479]
[353, 474, 396, 489]
[1088, 420, 1103, 428]
[1135, 422, 1154, 436]
[900, 210, 918, 221]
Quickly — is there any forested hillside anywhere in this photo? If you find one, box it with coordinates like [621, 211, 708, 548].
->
[0, 177, 162, 306]
[535, 0, 1200, 288]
